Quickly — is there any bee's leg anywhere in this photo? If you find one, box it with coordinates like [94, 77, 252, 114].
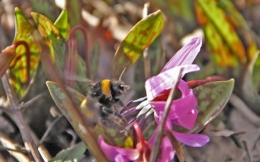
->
[99, 106, 129, 133]
[99, 106, 112, 117]
[117, 99, 130, 114]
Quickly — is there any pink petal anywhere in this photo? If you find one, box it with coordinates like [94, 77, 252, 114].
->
[115, 154, 130, 162]
[98, 136, 139, 161]
[145, 64, 200, 100]
[178, 79, 191, 96]
[160, 137, 175, 161]
[161, 37, 202, 72]
[172, 131, 210, 147]
[151, 81, 198, 129]
[172, 109, 198, 129]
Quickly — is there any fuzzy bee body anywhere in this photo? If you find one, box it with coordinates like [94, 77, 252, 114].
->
[80, 79, 130, 128]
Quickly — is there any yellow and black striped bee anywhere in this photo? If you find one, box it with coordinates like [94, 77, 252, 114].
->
[87, 79, 130, 119]
[69, 70, 130, 129]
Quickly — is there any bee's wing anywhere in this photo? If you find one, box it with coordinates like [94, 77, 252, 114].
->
[63, 73, 96, 85]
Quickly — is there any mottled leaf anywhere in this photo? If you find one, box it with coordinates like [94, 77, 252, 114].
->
[46, 81, 108, 162]
[32, 11, 88, 94]
[50, 142, 87, 162]
[217, 0, 258, 63]
[31, 11, 66, 65]
[112, 10, 164, 78]
[149, 0, 197, 39]
[195, 0, 246, 66]
[10, 8, 42, 97]
[54, 9, 70, 40]
[191, 79, 234, 133]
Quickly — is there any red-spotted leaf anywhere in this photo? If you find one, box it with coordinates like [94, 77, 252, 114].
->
[112, 10, 164, 78]
[10, 8, 42, 97]
[195, 0, 246, 67]
[190, 79, 234, 133]
[217, 0, 258, 64]
[32, 11, 88, 93]
[31, 11, 66, 65]
[46, 81, 108, 162]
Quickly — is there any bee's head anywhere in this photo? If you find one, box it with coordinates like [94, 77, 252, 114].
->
[111, 81, 130, 98]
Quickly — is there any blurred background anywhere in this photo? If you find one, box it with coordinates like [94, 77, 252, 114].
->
[1, 0, 260, 161]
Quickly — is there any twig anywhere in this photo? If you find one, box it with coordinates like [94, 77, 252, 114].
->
[39, 115, 63, 144]
[242, 140, 252, 162]
[149, 68, 183, 162]
[0, 146, 27, 153]
[143, 2, 151, 79]
[1, 74, 44, 162]
[20, 92, 46, 112]
[230, 94, 260, 126]
[165, 130, 184, 162]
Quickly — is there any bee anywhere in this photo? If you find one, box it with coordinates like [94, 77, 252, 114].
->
[88, 79, 130, 118]
[69, 69, 130, 129]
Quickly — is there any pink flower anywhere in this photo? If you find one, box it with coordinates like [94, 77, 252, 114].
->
[145, 37, 202, 101]
[98, 122, 151, 162]
[137, 37, 202, 130]
[142, 37, 209, 161]
[149, 113, 210, 162]
[151, 80, 198, 129]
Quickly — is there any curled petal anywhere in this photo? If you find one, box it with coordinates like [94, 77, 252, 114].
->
[145, 65, 200, 100]
[98, 136, 139, 161]
[172, 131, 210, 147]
[172, 109, 198, 130]
[161, 37, 202, 72]
[151, 81, 198, 129]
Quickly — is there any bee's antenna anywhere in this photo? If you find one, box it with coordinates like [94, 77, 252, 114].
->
[119, 67, 127, 81]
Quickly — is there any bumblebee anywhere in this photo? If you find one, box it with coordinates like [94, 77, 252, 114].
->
[66, 68, 130, 128]
[88, 79, 130, 118]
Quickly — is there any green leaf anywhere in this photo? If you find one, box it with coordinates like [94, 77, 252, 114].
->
[112, 10, 164, 78]
[10, 8, 42, 97]
[191, 79, 234, 133]
[217, 0, 258, 64]
[66, 0, 81, 27]
[31, 11, 66, 67]
[30, 0, 60, 22]
[149, 0, 197, 39]
[32, 11, 88, 94]
[54, 9, 70, 40]
[195, 0, 246, 66]
[50, 142, 87, 162]
[89, 42, 100, 80]
[46, 81, 108, 162]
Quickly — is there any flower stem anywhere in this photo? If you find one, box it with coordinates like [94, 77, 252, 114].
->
[143, 2, 151, 80]
[149, 68, 183, 162]
[69, 25, 90, 79]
